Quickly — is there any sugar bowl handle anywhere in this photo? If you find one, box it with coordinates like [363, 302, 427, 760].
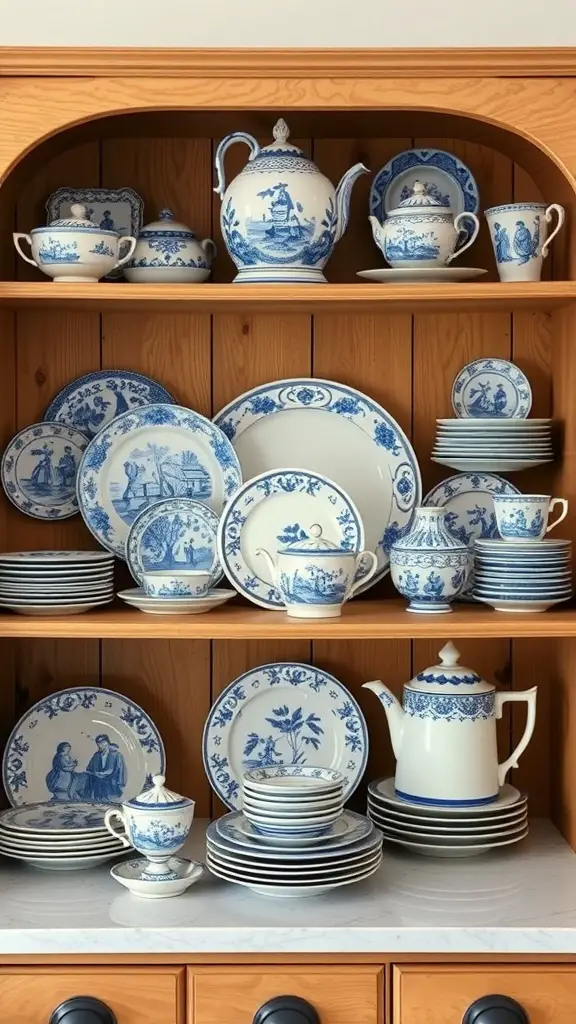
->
[253, 996, 320, 1024]
[49, 997, 117, 1024]
[462, 995, 529, 1024]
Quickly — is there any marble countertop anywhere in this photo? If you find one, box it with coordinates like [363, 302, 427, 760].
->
[1, 818, 576, 956]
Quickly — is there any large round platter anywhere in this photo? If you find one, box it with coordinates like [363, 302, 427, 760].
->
[3, 685, 164, 806]
[203, 663, 368, 809]
[218, 468, 364, 609]
[369, 148, 480, 222]
[77, 404, 241, 558]
[208, 811, 376, 859]
[214, 378, 420, 592]
[1, 423, 89, 520]
[127, 497, 222, 585]
[45, 370, 175, 438]
[451, 359, 532, 419]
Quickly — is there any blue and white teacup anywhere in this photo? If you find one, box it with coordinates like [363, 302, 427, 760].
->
[104, 775, 195, 876]
[142, 570, 216, 599]
[493, 494, 568, 542]
[485, 202, 564, 282]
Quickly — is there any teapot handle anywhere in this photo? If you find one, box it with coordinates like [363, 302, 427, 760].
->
[494, 687, 537, 786]
[447, 213, 480, 263]
[214, 132, 261, 198]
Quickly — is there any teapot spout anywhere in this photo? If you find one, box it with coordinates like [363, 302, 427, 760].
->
[362, 680, 404, 760]
[255, 547, 278, 584]
[334, 162, 370, 243]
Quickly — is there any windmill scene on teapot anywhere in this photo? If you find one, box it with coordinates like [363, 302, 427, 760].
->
[12, 123, 565, 285]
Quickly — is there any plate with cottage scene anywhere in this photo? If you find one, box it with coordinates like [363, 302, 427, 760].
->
[45, 370, 175, 439]
[46, 187, 143, 281]
[3, 685, 165, 807]
[126, 497, 222, 585]
[217, 468, 364, 609]
[202, 662, 368, 809]
[213, 378, 420, 592]
[423, 472, 520, 597]
[77, 404, 241, 559]
[1, 422, 89, 520]
[451, 359, 532, 419]
[369, 148, 480, 224]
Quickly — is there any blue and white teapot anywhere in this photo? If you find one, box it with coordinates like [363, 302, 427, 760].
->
[214, 118, 369, 283]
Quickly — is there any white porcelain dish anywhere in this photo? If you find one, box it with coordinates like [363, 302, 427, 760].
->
[211, 810, 375, 858]
[357, 267, 487, 283]
[117, 587, 236, 614]
[474, 595, 570, 612]
[451, 358, 532, 419]
[0, 847, 125, 870]
[242, 796, 343, 815]
[379, 828, 529, 858]
[1, 422, 88, 521]
[0, 599, 113, 616]
[0, 550, 113, 564]
[367, 800, 528, 830]
[207, 845, 383, 881]
[111, 856, 203, 898]
[368, 778, 524, 816]
[433, 458, 553, 472]
[369, 814, 528, 843]
[0, 802, 120, 834]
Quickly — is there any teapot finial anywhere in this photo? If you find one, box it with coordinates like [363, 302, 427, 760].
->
[309, 524, 322, 539]
[273, 118, 290, 144]
[159, 209, 174, 221]
[152, 774, 166, 788]
[439, 641, 461, 667]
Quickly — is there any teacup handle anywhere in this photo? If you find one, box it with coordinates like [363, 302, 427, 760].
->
[115, 236, 138, 270]
[348, 551, 378, 600]
[447, 213, 480, 264]
[104, 807, 132, 848]
[546, 497, 569, 534]
[182, 861, 203, 882]
[13, 233, 38, 268]
[542, 204, 565, 259]
[201, 238, 217, 265]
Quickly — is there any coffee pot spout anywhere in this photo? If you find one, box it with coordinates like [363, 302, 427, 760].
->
[362, 680, 405, 760]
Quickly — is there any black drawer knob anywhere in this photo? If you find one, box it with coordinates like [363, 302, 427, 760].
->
[463, 995, 529, 1024]
[253, 996, 320, 1024]
[49, 997, 117, 1024]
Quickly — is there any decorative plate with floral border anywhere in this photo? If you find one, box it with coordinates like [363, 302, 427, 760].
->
[217, 468, 364, 609]
[213, 378, 420, 592]
[1, 422, 89, 521]
[126, 496, 223, 585]
[76, 404, 241, 559]
[3, 685, 165, 807]
[202, 661, 369, 809]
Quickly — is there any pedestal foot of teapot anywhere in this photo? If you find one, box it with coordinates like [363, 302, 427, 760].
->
[406, 600, 453, 614]
[233, 267, 328, 284]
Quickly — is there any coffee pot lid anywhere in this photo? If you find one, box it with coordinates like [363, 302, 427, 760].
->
[388, 181, 451, 216]
[279, 523, 352, 555]
[139, 208, 196, 236]
[126, 774, 193, 809]
[408, 641, 493, 694]
[49, 203, 106, 231]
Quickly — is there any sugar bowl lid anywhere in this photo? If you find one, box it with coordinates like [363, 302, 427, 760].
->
[48, 203, 106, 231]
[279, 523, 353, 555]
[139, 208, 196, 237]
[126, 774, 193, 809]
[388, 180, 451, 216]
[407, 641, 493, 694]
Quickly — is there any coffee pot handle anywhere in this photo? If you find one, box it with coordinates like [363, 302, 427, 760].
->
[542, 203, 565, 258]
[494, 687, 537, 786]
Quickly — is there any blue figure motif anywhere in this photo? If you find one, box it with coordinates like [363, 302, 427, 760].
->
[55, 445, 77, 489]
[89, 241, 115, 257]
[45, 742, 81, 801]
[29, 444, 54, 490]
[45, 734, 127, 803]
[422, 572, 445, 598]
[466, 381, 508, 417]
[501, 508, 544, 539]
[492, 222, 513, 263]
[99, 210, 115, 231]
[513, 217, 540, 264]
[140, 512, 214, 572]
[110, 443, 212, 525]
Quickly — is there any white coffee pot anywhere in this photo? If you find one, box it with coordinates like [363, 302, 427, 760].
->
[363, 641, 537, 807]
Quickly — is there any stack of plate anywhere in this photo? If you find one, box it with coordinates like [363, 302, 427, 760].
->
[206, 810, 382, 898]
[242, 767, 345, 839]
[473, 538, 572, 612]
[0, 550, 115, 615]
[0, 802, 128, 870]
[368, 778, 528, 858]
[432, 418, 554, 473]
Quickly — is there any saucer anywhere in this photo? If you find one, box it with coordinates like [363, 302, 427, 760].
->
[117, 588, 236, 614]
[110, 856, 203, 898]
[357, 267, 487, 284]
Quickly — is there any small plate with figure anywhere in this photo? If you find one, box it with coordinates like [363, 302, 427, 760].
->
[451, 359, 532, 419]
[126, 497, 223, 585]
[1, 422, 89, 520]
[369, 148, 480, 224]
[45, 370, 175, 439]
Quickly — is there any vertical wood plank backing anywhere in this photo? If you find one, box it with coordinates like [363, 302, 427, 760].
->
[102, 640, 211, 814]
[0, 311, 16, 790]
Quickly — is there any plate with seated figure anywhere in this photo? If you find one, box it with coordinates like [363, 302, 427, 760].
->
[1, 422, 89, 520]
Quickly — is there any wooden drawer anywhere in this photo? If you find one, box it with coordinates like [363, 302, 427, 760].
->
[190, 967, 383, 1024]
[393, 965, 576, 1024]
[0, 967, 184, 1024]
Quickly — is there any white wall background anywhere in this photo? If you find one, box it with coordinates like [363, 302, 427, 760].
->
[2, 0, 576, 48]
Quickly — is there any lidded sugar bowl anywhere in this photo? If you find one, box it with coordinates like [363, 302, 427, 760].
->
[104, 774, 195, 875]
[369, 181, 480, 268]
[125, 208, 217, 283]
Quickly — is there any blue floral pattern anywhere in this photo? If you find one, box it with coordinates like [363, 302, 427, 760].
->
[404, 688, 495, 722]
[44, 370, 175, 439]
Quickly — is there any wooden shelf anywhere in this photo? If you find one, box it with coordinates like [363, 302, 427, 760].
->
[0, 599, 574, 639]
[0, 281, 574, 314]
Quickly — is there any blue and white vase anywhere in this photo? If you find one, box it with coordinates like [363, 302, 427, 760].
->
[390, 506, 470, 614]
[13, 203, 137, 283]
[256, 523, 377, 619]
[104, 774, 195, 876]
[214, 118, 369, 283]
[125, 209, 217, 284]
[369, 181, 480, 269]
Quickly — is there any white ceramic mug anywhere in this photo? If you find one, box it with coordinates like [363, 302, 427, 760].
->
[485, 202, 564, 282]
[493, 494, 568, 542]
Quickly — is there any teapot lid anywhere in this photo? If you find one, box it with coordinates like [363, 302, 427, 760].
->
[279, 523, 353, 555]
[139, 208, 196, 237]
[408, 642, 493, 694]
[49, 203, 107, 231]
[125, 774, 193, 809]
[388, 181, 452, 216]
[260, 118, 306, 158]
